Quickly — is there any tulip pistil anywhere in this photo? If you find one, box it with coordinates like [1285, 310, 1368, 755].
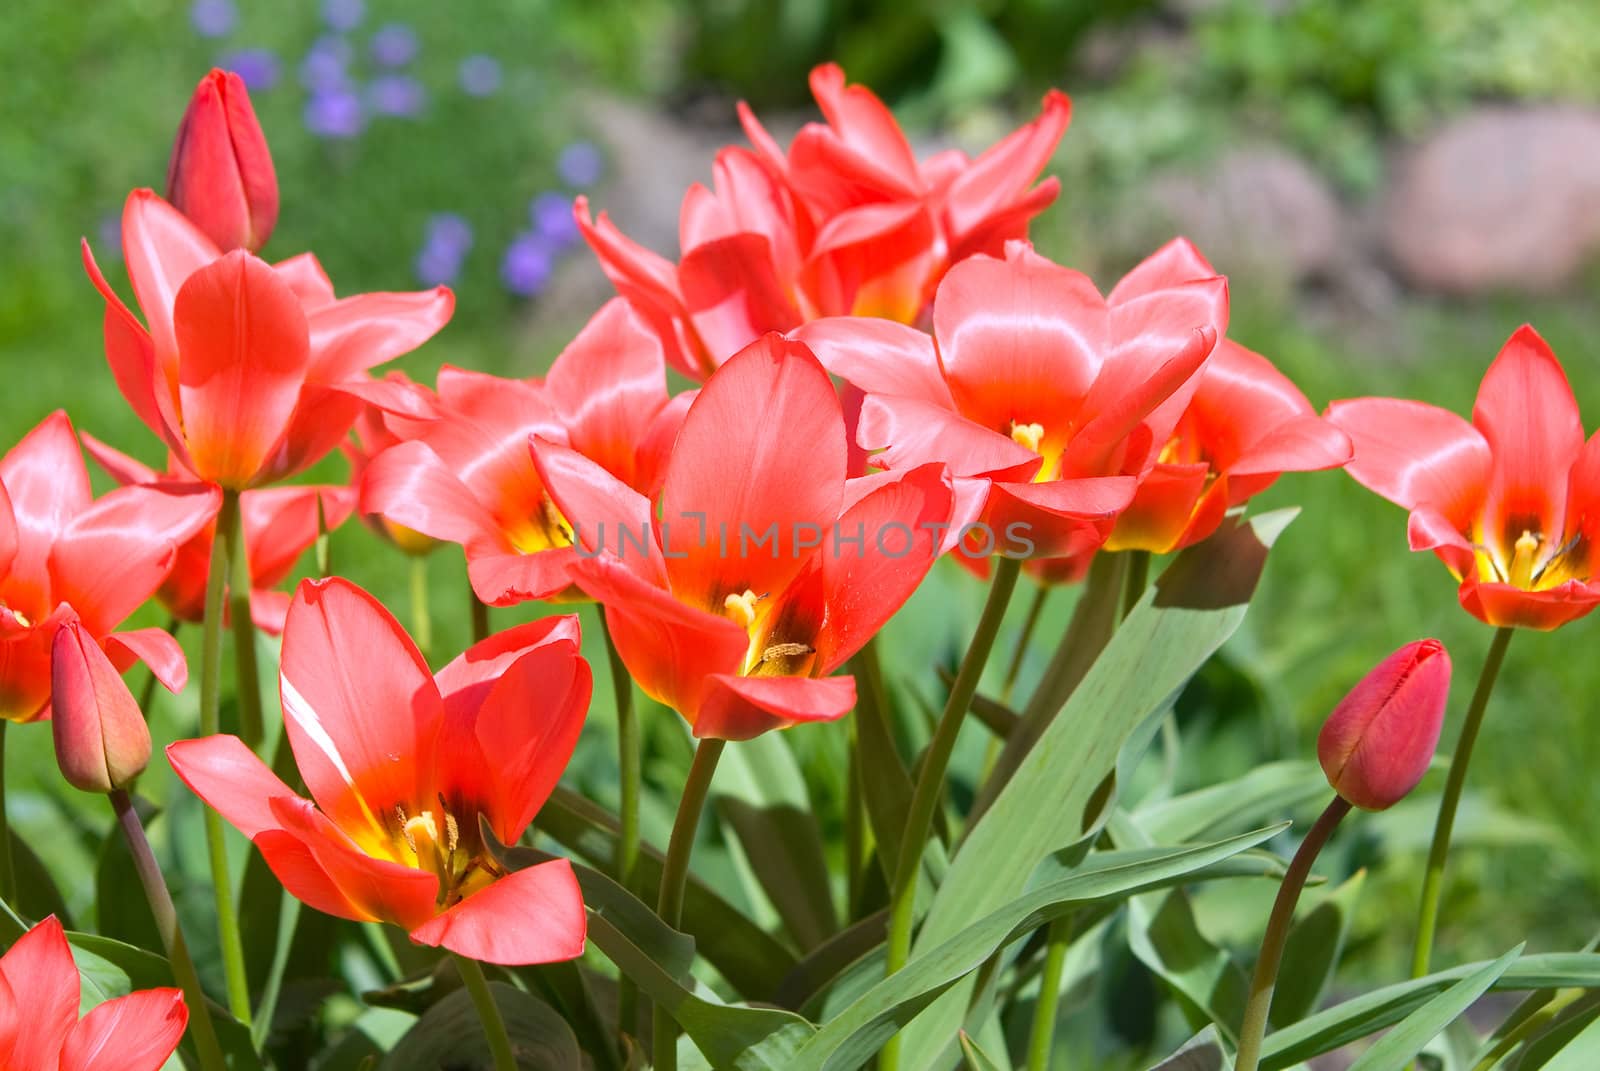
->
[1476, 526, 1587, 591]
[1010, 421, 1044, 455]
[724, 589, 764, 629]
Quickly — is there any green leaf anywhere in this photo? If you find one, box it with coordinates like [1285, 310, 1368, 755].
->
[850, 640, 917, 882]
[1127, 889, 1248, 1041]
[1259, 953, 1600, 1069]
[1345, 946, 1520, 1071]
[379, 982, 579, 1070]
[773, 910, 887, 1013]
[94, 796, 162, 952]
[898, 510, 1294, 1068]
[1270, 869, 1366, 1028]
[1147, 1025, 1231, 1070]
[11, 826, 71, 927]
[958, 1029, 1007, 1071]
[536, 786, 797, 998]
[1525, 1002, 1600, 1071]
[789, 826, 1286, 1071]
[1136, 761, 1328, 844]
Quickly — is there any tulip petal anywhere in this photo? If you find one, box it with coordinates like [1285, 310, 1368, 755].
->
[569, 556, 748, 721]
[280, 577, 444, 840]
[659, 335, 846, 608]
[79, 432, 162, 487]
[857, 394, 1037, 480]
[1327, 397, 1492, 527]
[168, 733, 303, 839]
[461, 643, 591, 844]
[1318, 639, 1450, 810]
[807, 63, 921, 190]
[575, 198, 703, 379]
[409, 858, 586, 966]
[274, 252, 336, 307]
[0, 916, 80, 1068]
[360, 441, 503, 552]
[531, 438, 662, 582]
[104, 628, 189, 695]
[435, 615, 584, 720]
[544, 299, 671, 491]
[0, 484, 14, 581]
[243, 485, 355, 590]
[1473, 325, 1585, 556]
[58, 987, 187, 1071]
[305, 287, 455, 383]
[82, 241, 188, 454]
[465, 548, 582, 607]
[793, 316, 955, 407]
[1564, 430, 1600, 549]
[122, 189, 221, 369]
[174, 251, 311, 488]
[1458, 577, 1600, 631]
[943, 89, 1071, 256]
[933, 246, 1107, 437]
[0, 613, 61, 723]
[50, 482, 220, 636]
[1, 411, 91, 612]
[1107, 238, 1218, 303]
[1103, 462, 1212, 554]
[680, 233, 802, 363]
[268, 794, 439, 929]
[1065, 325, 1219, 478]
[695, 672, 856, 741]
[817, 463, 951, 671]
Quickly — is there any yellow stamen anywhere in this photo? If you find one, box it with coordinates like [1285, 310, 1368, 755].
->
[1010, 421, 1044, 455]
[724, 588, 761, 629]
[1509, 530, 1540, 589]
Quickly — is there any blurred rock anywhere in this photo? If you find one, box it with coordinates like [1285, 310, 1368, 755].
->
[1138, 146, 1346, 286]
[1383, 107, 1600, 295]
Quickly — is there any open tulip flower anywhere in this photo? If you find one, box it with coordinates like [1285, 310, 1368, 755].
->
[533, 332, 954, 740]
[81, 433, 354, 634]
[0, 412, 218, 722]
[578, 63, 1071, 379]
[0, 915, 187, 1071]
[360, 298, 689, 606]
[1328, 325, 1600, 629]
[343, 384, 445, 557]
[813, 239, 1228, 561]
[167, 577, 590, 965]
[81, 189, 453, 490]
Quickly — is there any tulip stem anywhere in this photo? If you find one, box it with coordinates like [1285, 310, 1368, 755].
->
[1122, 549, 1151, 620]
[601, 609, 641, 1036]
[0, 720, 13, 905]
[1236, 794, 1352, 1071]
[881, 554, 1021, 1071]
[1000, 582, 1049, 705]
[452, 953, 517, 1071]
[409, 557, 433, 663]
[220, 490, 264, 750]
[1025, 914, 1073, 1071]
[469, 580, 490, 645]
[110, 789, 228, 1071]
[198, 502, 253, 1026]
[1410, 625, 1514, 978]
[652, 735, 727, 1071]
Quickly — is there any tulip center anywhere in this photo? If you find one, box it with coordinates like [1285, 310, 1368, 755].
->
[393, 799, 504, 908]
[510, 496, 575, 556]
[1010, 421, 1044, 455]
[723, 587, 819, 678]
[1475, 526, 1586, 591]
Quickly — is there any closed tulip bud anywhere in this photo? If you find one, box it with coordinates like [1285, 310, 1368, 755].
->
[166, 68, 279, 252]
[1318, 639, 1451, 811]
[51, 620, 152, 793]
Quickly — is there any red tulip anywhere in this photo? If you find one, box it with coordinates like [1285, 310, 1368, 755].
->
[167, 577, 590, 965]
[342, 380, 443, 557]
[360, 299, 688, 605]
[532, 333, 954, 740]
[813, 239, 1227, 560]
[166, 69, 279, 253]
[51, 618, 151, 793]
[0, 413, 217, 723]
[1318, 639, 1451, 810]
[578, 63, 1070, 379]
[82, 190, 453, 490]
[81, 433, 354, 634]
[0, 915, 187, 1071]
[1328, 325, 1600, 629]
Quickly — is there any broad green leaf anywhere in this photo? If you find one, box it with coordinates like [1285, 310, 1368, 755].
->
[517, 957, 624, 1071]
[850, 640, 916, 881]
[900, 510, 1294, 1068]
[715, 798, 837, 951]
[311, 1007, 414, 1071]
[1148, 1025, 1231, 1070]
[1127, 889, 1248, 1041]
[1136, 761, 1327, 844]
[1345, 946, 1520, 1071]
[1270, 869, 1366, 1028]
[958, 1029, 1007, 1071]
[773, 910, 887, 1012]
[536, 786, 796, 998]
[1526, 1002, 1600, 1071]
[12, 826, 71, 927]
[1259, 953, 1600, 1069]
[379, 982, 579, 1070]
[789, 826, 1286, 1071]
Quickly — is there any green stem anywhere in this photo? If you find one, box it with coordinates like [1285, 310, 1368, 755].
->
[0, 720, 12, 906]
[453, 953, 517, 1071]
[1410, 626, 1514, 978]
[111, 789, 228, 1071]
[221, 490, 264, 750]
[199, 498, 253, 1025]
[1025, 914, 1073, 1071]
[1121, 549, 1151, 620]
[652, 736, 727, 1071]
[1235, 795, 1352, 1071]
[844, 720, 866, 918]
[601, 609, 641, 1037]
[470, 585, 490, 645]
[880, 555, 1021, 1071]
[410, 556, 433, 663]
